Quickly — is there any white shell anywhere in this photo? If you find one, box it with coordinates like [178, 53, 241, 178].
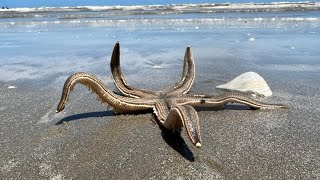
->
[216, 72, 272, 97]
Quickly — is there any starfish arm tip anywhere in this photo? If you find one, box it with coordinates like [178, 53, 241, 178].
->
[196, 142, 202, 148]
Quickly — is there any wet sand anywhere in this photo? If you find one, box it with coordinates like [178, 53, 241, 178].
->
[1, 46, 320, 179]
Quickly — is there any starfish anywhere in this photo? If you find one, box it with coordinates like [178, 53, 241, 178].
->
[56, 42, 286, 148]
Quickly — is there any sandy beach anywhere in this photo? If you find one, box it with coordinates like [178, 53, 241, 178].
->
[1, 6, 320, 179]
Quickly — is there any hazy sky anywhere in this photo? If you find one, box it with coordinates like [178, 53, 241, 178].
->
[0, 0, 306, 8]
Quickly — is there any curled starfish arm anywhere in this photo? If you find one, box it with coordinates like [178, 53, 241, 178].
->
[165, 47, 195, 96]
[176, 93, 287, 110]
[110, 42, 158, 98]
[56, 72, 155, 113]
[164, 105, 202, 148]
[154, 102, 202, 148]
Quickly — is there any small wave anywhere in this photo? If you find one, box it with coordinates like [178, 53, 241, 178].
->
[0, 1, 319, 19]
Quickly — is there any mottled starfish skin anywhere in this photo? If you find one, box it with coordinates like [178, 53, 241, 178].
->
[57, 42, 286, 148]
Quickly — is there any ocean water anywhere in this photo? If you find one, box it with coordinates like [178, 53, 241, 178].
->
[0, 2, 319, 89]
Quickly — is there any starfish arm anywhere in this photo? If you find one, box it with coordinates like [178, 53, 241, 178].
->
[56, 72, 155, 113]
[154, 102, 202, 148]
[153, 101, 170, 123]
[165, 46, 195, 96]
[110, 42, 158, 98]
[164, 105, 202, 148]
[176, 93, 287, 110]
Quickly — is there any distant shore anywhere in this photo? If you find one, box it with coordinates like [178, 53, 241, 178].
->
[1, 1, 320, 13]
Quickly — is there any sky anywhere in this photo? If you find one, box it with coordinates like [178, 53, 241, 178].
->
[0, 0, 314, 8]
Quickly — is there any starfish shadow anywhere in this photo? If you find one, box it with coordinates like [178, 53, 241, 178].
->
[161, 129, 195, 162]
[55, 110, 114, 125]
[152, 114, 195, 162]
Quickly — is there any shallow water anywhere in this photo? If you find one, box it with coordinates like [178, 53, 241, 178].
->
[1, 5, 320, 82]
